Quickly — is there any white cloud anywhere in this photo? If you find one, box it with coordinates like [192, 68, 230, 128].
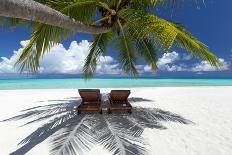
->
[0, 40, 120, 74]
[143, 51, 185, 72]
[154, 51, 188, 72]
[0, 42, 230, 75]
[143, 51, 229, 73]
[154, 51, 184, 72]
[182, 54, 193, 60]
[143, 65, 152, 72]
[157, 51, 179, 66]
[191, 58, 229, 72]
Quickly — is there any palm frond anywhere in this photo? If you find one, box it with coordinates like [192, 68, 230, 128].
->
[16, 24, 73, 73]
[115, 20, 138, 76]
[7, 18, 26, 29]
[100, 0, 118, 7]
[119, 9, 177, 51]
[0, 17, 32, 30]
[83, 31, 115, 78]
[134, 38, 159, 70]
[173, 24, 221, 66]
[47, 0, 98, 24]
[119, 9, 221, 67]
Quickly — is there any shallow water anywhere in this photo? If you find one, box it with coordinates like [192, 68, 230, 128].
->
[0, 78, 232, 90]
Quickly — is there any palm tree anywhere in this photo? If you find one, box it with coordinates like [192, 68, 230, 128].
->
[0, 0, 221, 78]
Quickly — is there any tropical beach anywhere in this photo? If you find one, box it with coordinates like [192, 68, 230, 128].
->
[1, 0, 232, 155]
[0, 84, 232, 155]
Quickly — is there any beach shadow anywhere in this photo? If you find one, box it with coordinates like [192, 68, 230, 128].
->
[1, 95, 193, 155]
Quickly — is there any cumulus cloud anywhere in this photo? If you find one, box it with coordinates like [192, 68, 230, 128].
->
[143, 51, 229, 73]
[157, 51, 180, 66]
[156, 51, 183, 72]
[191, 58, 229, 72]
[0, 41, 230, 75]
[182, 54, 193, 60]
[0, 40, 120, 74]
[144, 51, 186, 72]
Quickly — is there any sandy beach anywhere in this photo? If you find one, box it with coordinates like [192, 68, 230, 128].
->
[0, 87, 232, 155]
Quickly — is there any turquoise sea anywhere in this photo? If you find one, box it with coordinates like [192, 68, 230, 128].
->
[0, 78, 232, 90]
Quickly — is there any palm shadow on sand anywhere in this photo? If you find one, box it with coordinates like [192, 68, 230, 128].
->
[2, 94, 194, 155]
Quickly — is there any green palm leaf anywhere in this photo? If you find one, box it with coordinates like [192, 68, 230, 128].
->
[173, 24, 220, 66]
[114, 20, 138, 76]
[119, 9, 221, 67]
[0, 17, 32, 30]
[134, 38, 159, 70]
[83, 31, 115, 78]
[16, 24, 73, 73]
[47, 0, 98, 24]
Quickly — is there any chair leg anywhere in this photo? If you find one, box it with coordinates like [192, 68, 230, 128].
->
[77, 110, 81, 115]
[99, 109, 103, 114]
[128, 109, 132, 114]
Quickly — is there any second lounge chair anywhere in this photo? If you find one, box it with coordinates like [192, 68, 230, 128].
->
[108, 90, 132, 114]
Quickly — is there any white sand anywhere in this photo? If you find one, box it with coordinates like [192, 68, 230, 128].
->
[0, 87, 232, 155]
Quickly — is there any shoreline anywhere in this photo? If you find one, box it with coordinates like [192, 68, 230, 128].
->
[1, 85, 232, 91]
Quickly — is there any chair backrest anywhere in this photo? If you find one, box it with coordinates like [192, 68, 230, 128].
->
[79, 89, 101, 102]
[110, 90, 130, 101]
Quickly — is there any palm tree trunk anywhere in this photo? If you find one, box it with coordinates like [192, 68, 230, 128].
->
[0, 0, 110, 34]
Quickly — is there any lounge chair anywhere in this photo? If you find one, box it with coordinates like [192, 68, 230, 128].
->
[77, 89, 102, 114]
[108, 90, 132, 114]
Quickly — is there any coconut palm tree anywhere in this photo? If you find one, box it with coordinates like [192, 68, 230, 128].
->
[0, 0, 221, 78]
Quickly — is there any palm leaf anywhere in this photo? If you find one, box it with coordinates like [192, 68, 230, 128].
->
[134, 38, 159, 70]
[115, 20, 138, 76]
[0, 17, 32, 30]
[83, 31, 115, 78]
[173, 24, 221, 66]
[47, 0, 98, 24]
[16, 23, 73, 73]
[119, 9, 221, 67]
[102, 0, 118, 7]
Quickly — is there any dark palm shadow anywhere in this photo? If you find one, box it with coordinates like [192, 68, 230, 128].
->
[1, 94, 193, 155]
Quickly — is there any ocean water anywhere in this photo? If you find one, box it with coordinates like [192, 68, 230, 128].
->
[0, 78, 232, 90]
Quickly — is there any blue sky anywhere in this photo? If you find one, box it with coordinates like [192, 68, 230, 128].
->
[0, 0, 232, 77]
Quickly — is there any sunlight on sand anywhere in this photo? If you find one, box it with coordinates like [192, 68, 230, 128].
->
[0, 87, 232, 155]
